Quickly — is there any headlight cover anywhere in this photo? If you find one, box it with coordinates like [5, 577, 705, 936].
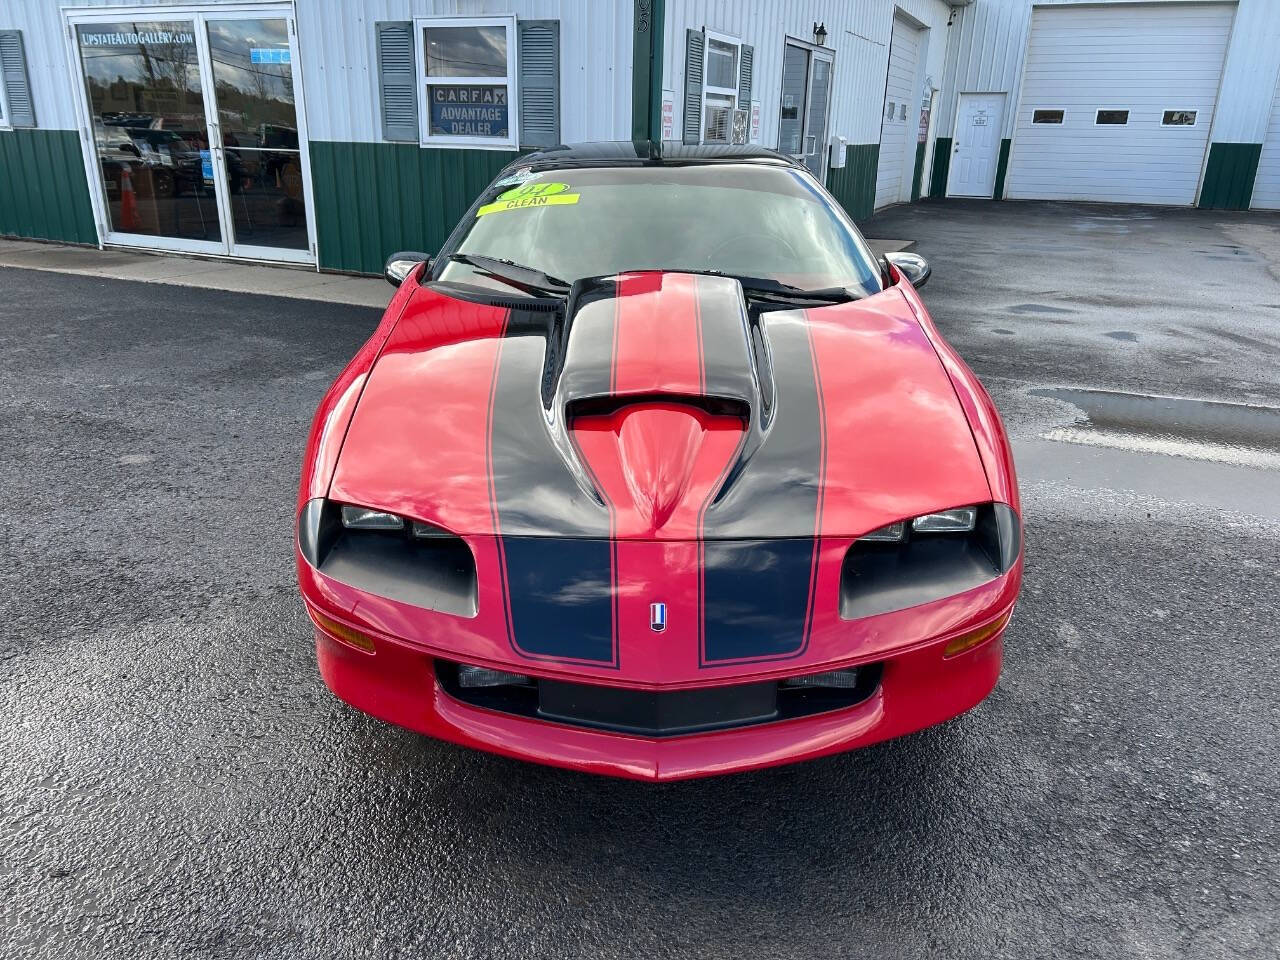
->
[298, 499, 478, 617]
[341, 505, 404, 530]
[912, 507, 977, 533]
[859, 507, 979, 542]
[841, 503, 1020, 620]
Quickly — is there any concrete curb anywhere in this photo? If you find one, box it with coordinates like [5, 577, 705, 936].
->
[0, 239, 391, 308]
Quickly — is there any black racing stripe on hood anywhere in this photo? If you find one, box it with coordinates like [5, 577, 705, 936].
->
[699, 313, 826, 665]
[693, 273, 758, 405]
[554, 277, 620, 405]
[488, 305, 617, 666]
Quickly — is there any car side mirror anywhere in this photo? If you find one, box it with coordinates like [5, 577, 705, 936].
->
[885, 251, 931, 289]
[384, 251, 433, 287]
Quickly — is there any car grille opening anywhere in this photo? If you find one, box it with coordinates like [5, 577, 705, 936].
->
[435, 661, 883, 737]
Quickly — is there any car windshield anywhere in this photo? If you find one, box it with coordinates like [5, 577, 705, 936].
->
[436, 162, 882, 296]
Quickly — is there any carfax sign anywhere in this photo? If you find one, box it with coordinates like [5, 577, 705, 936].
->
[429, 86, 509, 138]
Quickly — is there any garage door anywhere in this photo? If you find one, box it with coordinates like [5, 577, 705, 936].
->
[1006, 2, 1234, 205]
[875, 16, 921, 210]
[1254, 71, 1280, 209]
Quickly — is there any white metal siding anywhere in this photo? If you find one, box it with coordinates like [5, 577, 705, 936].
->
[2, 0, 631, 143]
[297, 0, 630, 143]
[941, 0, 1280, 149]
[1006, 3, 1234, 205]
[874, 16, 921, 209]
[938, 0, 1032, 141]
[1254, 72, 1280, 208]
[660, 0, 951, 171]
[1203, 0, 1280, 142]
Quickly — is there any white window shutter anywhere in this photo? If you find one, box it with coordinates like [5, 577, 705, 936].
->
[0, 30, 36, 128]
[518, 20, 560, 148]
[375, 22, 417, 142]
[738, 44, 753, 107]
[683, 29, 704, 145]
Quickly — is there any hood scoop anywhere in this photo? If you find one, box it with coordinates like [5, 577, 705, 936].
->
[548, 272, 763, 536]
[553, 271, 764, 423]
[571, 401, 746, 538]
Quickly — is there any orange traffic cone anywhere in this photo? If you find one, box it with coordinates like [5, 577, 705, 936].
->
[119, 163, 141, 230]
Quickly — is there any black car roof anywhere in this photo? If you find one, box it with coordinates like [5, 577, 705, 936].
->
[509, 140, 801, 171]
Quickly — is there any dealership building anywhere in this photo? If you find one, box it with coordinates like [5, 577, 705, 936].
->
[1, 0, 1279, 276]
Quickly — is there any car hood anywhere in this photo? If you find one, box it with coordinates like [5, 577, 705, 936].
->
[328, 272, 992, 540]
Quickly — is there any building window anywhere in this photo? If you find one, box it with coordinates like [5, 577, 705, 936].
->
[415, 16, 518, 149]
[1162, 110, 1196, 126]
[1032, 109, 1064, 124]
[1095, 109, 1129, 125]
[702, 31, 740, 144]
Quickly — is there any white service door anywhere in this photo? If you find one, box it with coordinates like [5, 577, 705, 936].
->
[1254, 71, 1280, 209]
[948, 93, 1006, 198]
[1006, 2, 1234, 205]
[875, 17, 921, 210]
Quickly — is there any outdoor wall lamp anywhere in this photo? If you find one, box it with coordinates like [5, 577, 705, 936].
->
[813, 22, 827, 46]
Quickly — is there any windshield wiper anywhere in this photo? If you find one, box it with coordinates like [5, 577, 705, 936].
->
[446, 253, 571, 298]
[739, 286, 859, 307]
[672, 269, 859, 305]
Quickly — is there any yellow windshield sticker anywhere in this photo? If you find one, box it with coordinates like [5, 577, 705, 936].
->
[477, 181, 580, 216]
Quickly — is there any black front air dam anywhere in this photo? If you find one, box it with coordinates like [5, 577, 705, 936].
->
[537, 680, 779, 736]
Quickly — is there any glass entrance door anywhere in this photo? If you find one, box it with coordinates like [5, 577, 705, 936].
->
[204, 16, 310, 260]
[803, 56, 832, 178]
[76, 19, 224, 253]
[72, 8, 313, 263]
[778, 42, 835, 180]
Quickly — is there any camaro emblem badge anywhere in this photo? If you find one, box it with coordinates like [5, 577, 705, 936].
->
[650, 602, 667, 633]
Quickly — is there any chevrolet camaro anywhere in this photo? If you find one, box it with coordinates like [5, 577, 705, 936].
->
[295, 142, 1022, 781]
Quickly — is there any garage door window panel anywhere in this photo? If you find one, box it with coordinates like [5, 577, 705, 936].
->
[1096, 110, 1130, 125]
[416, 16, 518, 149]
[1162, 110, 1197, 127]
[1032, 110, 1064, 124]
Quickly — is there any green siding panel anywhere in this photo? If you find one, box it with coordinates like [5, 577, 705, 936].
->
[632, 0, 665, 141]
[309, 141, 519, 275]
[992, 139, 1012, 200]
[0, 128, 97, 244]
[910, 141, 926, 203]
[929, 137, 952, 199]
[1198, 142, 1262, 210]
[825, 143, 879, 223]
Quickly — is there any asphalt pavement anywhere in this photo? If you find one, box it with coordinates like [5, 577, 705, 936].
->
[2, 200, 1279, 959]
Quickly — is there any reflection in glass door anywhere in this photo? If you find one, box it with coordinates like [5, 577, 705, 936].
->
[76, 21, 223, 250]
[72, 9, 313, 263]
[779, 44, 807, 162]
[778, 42, 835, 180]
[803, 57, 832, 178]
[205, 17, 309, 257]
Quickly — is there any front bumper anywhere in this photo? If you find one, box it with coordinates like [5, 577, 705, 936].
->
[311, 612, 1006, 781]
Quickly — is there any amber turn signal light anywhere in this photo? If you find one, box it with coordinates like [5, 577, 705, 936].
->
[943, 610, 1012, 658]
[311, 608, 377, 655]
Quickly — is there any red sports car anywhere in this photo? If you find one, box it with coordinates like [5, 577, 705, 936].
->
[296, 142, 1022, 781]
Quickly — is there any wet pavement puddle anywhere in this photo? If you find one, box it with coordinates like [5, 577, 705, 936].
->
[1031, 387, 1280, 470]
